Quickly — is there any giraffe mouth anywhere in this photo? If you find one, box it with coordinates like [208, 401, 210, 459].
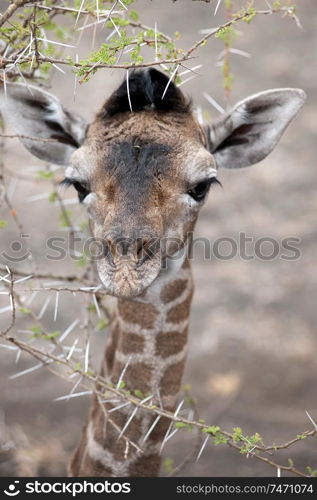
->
[96, 255, 162, 298]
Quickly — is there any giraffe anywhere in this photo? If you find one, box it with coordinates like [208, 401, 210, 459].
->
[0, 69, 305, 476]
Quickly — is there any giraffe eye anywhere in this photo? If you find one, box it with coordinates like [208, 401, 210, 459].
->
[72, 181, 90, 200]
[61, 178, 90, 202]
[187, 177, 221, 202]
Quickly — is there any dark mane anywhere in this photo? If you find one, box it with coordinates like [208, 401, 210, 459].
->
[100, 68, 191, 118]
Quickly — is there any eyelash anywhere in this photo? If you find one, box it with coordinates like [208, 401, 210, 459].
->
[187, 177, 222, 202]
[61, 178, 90, 202]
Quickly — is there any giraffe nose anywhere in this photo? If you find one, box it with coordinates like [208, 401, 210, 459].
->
[104, 233, 160, 264]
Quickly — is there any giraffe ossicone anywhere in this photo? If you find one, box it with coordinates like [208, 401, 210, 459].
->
[0, 69, 306, 476]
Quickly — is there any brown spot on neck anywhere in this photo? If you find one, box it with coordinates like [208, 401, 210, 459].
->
[118, 299, 157, 329]
[120, 331, 145, 354]
[160, 359, 186, 396]
[160, 279, 188, 304]
[166, 292, 193, 323]
[155, 328, 188, 358]
[111, 361, 153, 394]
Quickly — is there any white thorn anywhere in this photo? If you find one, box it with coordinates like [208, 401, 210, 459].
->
[66, 337, 79, 361]
[160, 399, 184, 452]
[229, 48, 251, 58]
[52, 63, 66, 75]
[118, 0, 128, 10]
[154, 22, 158, 61]
[214, 0, 222, 16]
[0, 306, 11, 314]
[92, 294, 101, 318]
[75, 0, 86, 26]
[15, 349, 22, 364]
[0, 344, 18, 351]
[54, 391, 92, 402]
[36, 38, 76, 48]
[10, 362, 43, 380]
[37, 295, 51, 320]
[110, 17, 121, 37]
[203, 92, 225, 114]
[164, 427, 178, 443]
[59, 319, 80, 343]
[66, 376, 82, 402]
[142, 415, 161, 443]
[84, 341, 90, 373]
[73, 54, 79, 102]
[2, 70, 7, 99]
[118, 406, 139, 440]
[14, 275, 33, 284]
[116, 355, 131, 389]
[161, 65, 179, 100]
[126, 69, 133, 112]
[108, 402, 131, 413]
[53, 291, 59, 322]
[177, 75, 197, 88]
[305, 410, 317, 431]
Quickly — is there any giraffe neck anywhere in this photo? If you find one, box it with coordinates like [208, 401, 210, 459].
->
[70, 258, 193, 477]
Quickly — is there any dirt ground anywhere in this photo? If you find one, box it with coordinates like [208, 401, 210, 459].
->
[0, 0, 316, 477]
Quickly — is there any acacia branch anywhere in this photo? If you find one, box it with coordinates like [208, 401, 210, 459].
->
[0, 282, 315, 478]
[0, 7, 296, 76]
[0, 0, 33, 28]
[0, 133, 60, 143]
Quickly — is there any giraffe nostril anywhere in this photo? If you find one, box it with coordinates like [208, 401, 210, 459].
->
[136, 238, 148, 259]
[137, 237, 160, 265]
[105, 238, 116, 255]
[104, 233, 159, 264]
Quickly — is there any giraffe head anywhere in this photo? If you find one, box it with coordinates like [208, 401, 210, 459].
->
[0, 69, 305, 297]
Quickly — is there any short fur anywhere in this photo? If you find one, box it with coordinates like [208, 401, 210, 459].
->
[99, 68, 191, 118]
[0, 68, 306, 478]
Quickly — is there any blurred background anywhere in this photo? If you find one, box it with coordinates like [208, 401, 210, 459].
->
[0, 0, 316, 476]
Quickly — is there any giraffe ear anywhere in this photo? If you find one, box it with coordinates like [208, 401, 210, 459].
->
[207, 88, 306, 169]
[0, 83, 87, 166]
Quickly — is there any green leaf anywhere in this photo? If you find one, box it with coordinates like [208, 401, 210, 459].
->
[97, 319, 108, 330]
[48, 191, 58, 203]
[37, 170, 54, 179]
[77, 253, 87, 267]
[296, 434, 307, 440]
[19, 307, 31, 314]
[30, 325, 42, 335]
[232, 427, 244, 442]
[120, 0, 135, 6]
[163, 457, 174, 474]
[215, 26, 235, 42]
[42, 331, 60, 340]
[59, 210, 72, 227]
[306, 466, 317, 477]
[87, 304, 96, 313]
[203, 426, 220, 435]
[213, 433, 229, 445]
[134, 389, 144, 399]
[175, 421, 188, 429]
[129, 9, 139, 21]
[0, 220, 8, 228]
